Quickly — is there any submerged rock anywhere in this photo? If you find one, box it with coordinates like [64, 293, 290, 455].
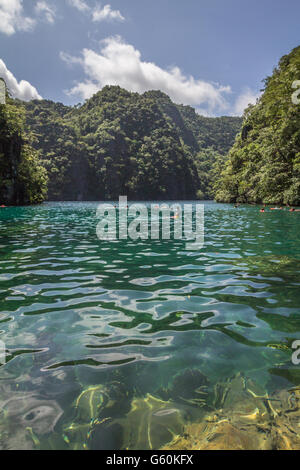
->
[62, 381, 132, 450]
[0, 391, 63, 450]
[162, 375, 300, 450]
[234, 255, 300, 281]
[159, 368, 210, 408]
[63, 383, 187, 450]
[117, 394, 186, 450]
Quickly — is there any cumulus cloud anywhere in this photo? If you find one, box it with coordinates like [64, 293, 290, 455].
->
[0, 0, 35, 35]
[0, 59, 42, 100]
[233, 88, 260, 115]
[35, 1, 56, 24]
[61, 36, 231, 114]
[92, 4, 125, 22]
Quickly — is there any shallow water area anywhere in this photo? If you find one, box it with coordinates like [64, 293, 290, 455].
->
[0, 201, 299, 450]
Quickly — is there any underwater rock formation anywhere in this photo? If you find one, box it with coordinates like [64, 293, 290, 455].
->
[6, 372, 298, 450]
[0, 390, 63, 450]
[63, 381, 132, 450]
[158, 368, 210, 408]
[117, 394, 186, 450]
[161, 374, 300, 450]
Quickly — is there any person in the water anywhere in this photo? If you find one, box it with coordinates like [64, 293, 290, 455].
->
[260, 208, 265, 213]
[171, 211, 180, 219]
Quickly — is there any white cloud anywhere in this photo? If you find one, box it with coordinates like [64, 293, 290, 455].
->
[67, 0, 89, 13]
[0, 0, 35, 35]
[92, 4, 125, 22]
[35, 1, 56, 24]
[0, 59, 42, 100]
[61, 36, 231, 114]
[67, 1, 125, 22]
[233, 88, 260, 115]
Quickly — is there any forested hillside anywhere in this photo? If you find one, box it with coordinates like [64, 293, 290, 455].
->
[5, 45, 300, 205]
[19, 87, 242, 201]
[215, 46, 300, 205]
[0, 98, 47, 205]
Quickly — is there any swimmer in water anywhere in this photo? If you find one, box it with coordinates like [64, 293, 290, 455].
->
[260, 208, 265, 213]
[171, 210, 180, 219]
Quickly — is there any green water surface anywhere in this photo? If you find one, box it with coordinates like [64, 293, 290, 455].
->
[0, 201, 299, 449]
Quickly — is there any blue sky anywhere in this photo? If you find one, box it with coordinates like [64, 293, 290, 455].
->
[0, 0, 299, 115]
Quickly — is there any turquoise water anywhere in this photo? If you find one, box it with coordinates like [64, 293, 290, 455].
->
[0, 201, 299, 449]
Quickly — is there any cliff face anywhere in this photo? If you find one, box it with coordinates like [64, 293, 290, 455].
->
[20, 87, 242, 201]
[215, 45, 300, 205]
[0, 131, 23, 205]
[0, 101, 47, 206]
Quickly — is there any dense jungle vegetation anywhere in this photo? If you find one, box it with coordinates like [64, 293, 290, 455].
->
[17, 87, 241, 201]
[0, 97, 47, 205]
[215, 46, 300, 205]
[4, 46, 299, 205]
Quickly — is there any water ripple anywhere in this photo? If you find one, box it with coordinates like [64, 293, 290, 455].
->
[0, 202, 300, 448]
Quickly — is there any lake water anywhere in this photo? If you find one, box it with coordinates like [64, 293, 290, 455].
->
[0, 201, 299, 449]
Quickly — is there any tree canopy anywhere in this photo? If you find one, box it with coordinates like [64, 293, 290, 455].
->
[215, 46, 300, 205]
[19, 86, 241, 201]
[0, 97, 47, 205]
